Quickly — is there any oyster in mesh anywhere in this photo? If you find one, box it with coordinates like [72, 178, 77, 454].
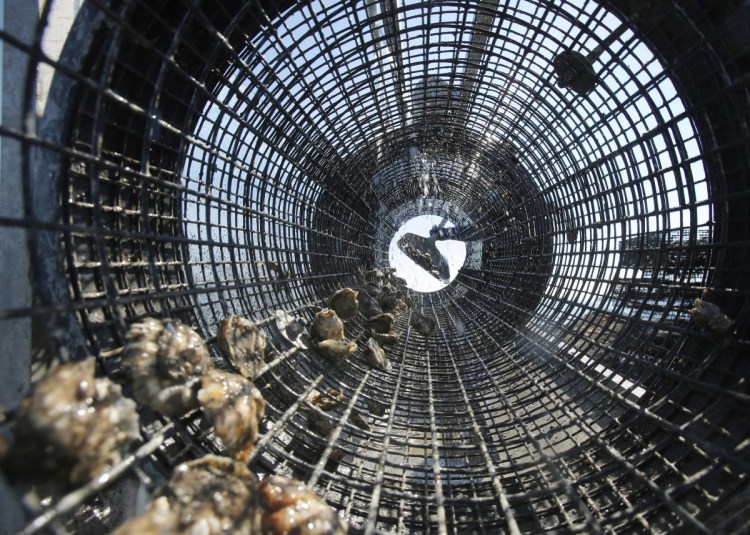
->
[411, 313, 437, 337]
[378, 293, 398, 313]
[314, 339, 357, 364]
[364, 269, 384, 286]
[363, 338, 391, 371]
[259, 474, 347, 535]
[1, 358, 139, 487]
[305, 388, 370, 442]
[311, 309, 344, 341]
[122, 317, 213, 417]
[690, 298, 733, 334]
[358, 291, 383, 319]
[217, 315, 267, 379]
[198, 368, 266, 462]
[372, 331, 400, 346]
[368, 313, 395, 334]
[329, 288, 359, 320]
[113, 455, 260, 535]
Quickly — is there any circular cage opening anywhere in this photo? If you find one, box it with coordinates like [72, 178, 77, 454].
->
[388, 215, 467, 292]
[1, 0, 750, 533]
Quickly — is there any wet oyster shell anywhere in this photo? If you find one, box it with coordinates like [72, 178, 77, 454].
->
[313, 338, 357, 364]
[217, 315, 267, 379]
[311, 309, 344, 341]
[198, 368, 266, 462]
[358, 291, 383, 319]
[2, 358, 139, 487]
[372, 331, 400, 346]
[259, 475, 347, 535]
[368, 313, 395, 334]
[329, 288, 359, 321]
[122, 317, 213, 417]
[411, 313, 437, 337]
[690, 298, 732, 334]
[113, 455, 260, 535]
[363, 338, 391, 371]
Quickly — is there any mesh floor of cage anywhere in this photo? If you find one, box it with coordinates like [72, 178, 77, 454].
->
[1, 0, 750, 533]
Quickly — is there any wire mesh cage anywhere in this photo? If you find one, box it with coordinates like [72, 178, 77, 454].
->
[1, 0, 749, 533]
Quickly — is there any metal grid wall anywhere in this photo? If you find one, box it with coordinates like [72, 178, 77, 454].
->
[1, 0, 749, 533]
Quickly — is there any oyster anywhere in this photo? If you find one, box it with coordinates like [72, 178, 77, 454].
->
[198, 369, 266, 462]
[311, 309, 344, 341]
[690, 298, 732, 334]
[113, 455, 260, 535]
[358, 291, 383, 319]
[314, 339, 357, 364]
[364, 338, 391, 371]
[259, 474, 347, 535]
[364, 269, 384, 286]
[329, 288, 359, 321]
[1, 358, 139, 487]
[378, 293, 398, 313]
[305, 388, 370, 439]
[217, 315, 267, 379]
[411, 313, 437, 337]
[392, 299, 408, 314]
[122, 317, 213, 417]
[368, 313, 395, 334]
[364, 284, 383, 299]
[372, 331, 400, 346]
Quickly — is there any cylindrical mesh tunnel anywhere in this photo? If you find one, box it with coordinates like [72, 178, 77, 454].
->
[2, 0, 750, 532]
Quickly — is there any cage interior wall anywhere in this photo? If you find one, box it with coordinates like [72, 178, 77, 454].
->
[2, 0, 750, 533]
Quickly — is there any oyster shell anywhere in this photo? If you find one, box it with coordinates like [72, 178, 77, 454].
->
[305, 388, 370, 439]
[372, 331, 400, 346]
[368, 313, 395, 334]
[2, 358, 139, 487]
[122, 317, 213, 417]
[411, 313, 437, 337]
[363, 338, 391, 371]
[198, 369, 266, 462]
[311, 309, 344, 341]
[690, 298, 732, 334]
[113, 455, 260, 534]
[329, 288, 359, 321]
[217, 315, 267, 379]
[313, 339, 357, 364]
[259, 474, 347, 535]
[358, 291, 383, 319]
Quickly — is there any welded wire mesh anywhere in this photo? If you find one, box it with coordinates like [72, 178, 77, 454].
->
[1, 0, 749, 533]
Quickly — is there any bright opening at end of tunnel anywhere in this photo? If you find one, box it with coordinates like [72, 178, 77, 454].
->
[388, 215, 466, 293]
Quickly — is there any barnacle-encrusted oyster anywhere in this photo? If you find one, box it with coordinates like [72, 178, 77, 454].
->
[198, 368, 266, 462]
[122, 317, 213, 416]
[113, 455, 260, 534]
[217, 315, 267, 379]
[313, 339, 357, 364]
[411, 313, 437, 337]
[363, 338, 391, 371]
[690, 297, 733, 334]
[1, 358, 139, 487]
[259, 474, 347, 535]
[367, 313, 395, 334]
[329, 288, 359, 321]
[311, 309, 344, 341]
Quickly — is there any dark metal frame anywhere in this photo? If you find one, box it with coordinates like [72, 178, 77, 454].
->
[0, 0, 748, 532]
